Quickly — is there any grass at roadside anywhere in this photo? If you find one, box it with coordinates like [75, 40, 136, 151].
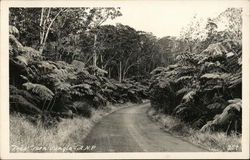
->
[147, 108, 241, 152]
[10, 102, 132, 152]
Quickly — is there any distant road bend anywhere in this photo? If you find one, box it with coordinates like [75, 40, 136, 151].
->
[83, 103, 207, 152]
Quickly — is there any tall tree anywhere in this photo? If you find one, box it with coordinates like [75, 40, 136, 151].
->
[10, 7, 122, 56]
[39, 8, 66, 53]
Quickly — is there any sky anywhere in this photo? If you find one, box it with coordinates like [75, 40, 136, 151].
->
[103, 1, 244, 38]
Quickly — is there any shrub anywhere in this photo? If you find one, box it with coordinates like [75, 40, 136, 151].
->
[149, 36, 242, 134]
[72, 101, 92, 118]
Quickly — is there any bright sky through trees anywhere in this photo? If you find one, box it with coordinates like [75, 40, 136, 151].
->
[104, 1, 244, 38]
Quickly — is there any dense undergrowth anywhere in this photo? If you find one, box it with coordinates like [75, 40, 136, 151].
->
[8, 7, 243, 153]
[9, 27, 148, 128]
[149, 28, 242, 136]
[148, 108, 241, 151]
[147, 9, 243, 152]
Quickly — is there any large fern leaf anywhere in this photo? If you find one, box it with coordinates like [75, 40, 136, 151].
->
[202, 43, 228, 55]
[23, 82, 54, 100]
[150, 67, 168, 75]
[54, 81, 71, 91]
[200, 99, 242, 132]
[15, 55, 28, 66]
[70, 84, 94, 96]
[10, 94, 42, 114]
[10, 85, 40, 104]
[9, 25, 19, 37]
[182, 90, 196, 103]
[175, 76, 193, 84]
[9, 34, 24, 53]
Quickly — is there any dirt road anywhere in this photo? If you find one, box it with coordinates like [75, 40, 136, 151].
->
[83, 103, 207, 152]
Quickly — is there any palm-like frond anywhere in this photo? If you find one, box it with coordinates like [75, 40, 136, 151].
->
[201, 99, 241, 132]
[10, 94, 42, 114]
[23, 82, 54, 100]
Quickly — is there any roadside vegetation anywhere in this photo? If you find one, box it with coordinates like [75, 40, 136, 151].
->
[10, 102, 133, 152]
[148, 108, 241, 151]
[9, 7, 150, 152]
[148, 8, 242, 152]
[9, 7, 242, 152]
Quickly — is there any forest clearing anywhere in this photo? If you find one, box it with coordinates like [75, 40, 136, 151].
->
[7, 5, 243, 154]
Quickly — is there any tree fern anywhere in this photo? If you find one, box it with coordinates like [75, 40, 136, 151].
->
[201, 99, 241, 133]
[10, 85, 40, 104]
[175, 76, 193, 84]
[15, 55, 28, 66]
[70, 83, 94, 96]
[10, 95, 42, 114]
[150, 67, 168, 75]
[202, 43, 228, 55]
[200, 73, 221, 79]
[182, 90, 197, 103]
[23, 82, 54, 100]
[9, 34, 24, 54]
[54, 81, 71, 91]
[9, 25, 19, 37]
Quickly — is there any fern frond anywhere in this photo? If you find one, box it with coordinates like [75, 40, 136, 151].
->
[22, 46, 41, 60]
[176, 87, 191, 96]
[71, 84, 91, 89]
[175, 76, 192, 83]
[201, 98, 242, 132]
[10, 85, 40, 104]
[238, 56, 242, 65]
[88, 65, 108, 76]
[228, 98, 241, 104]
[182, 90, 196, 103]
[158, 79, 171, 89]
[23, 82, 54, 100]
[54, 81, 71, 91]
[200, 73, 220, 79]
[10, 94, 42, 114]
[202, 43, 228, 55]
[15, 55, 28, 66]
[9, 34, 24, 53]
[150, 67, 168, 75]
[227, 73, 241, 89]
[9, 25, 19, 37]
[70, 84, 94, 96]
[206, 102, 226, 110]
[200, 73, 230, 80]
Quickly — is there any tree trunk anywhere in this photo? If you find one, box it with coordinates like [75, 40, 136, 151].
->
[39, 8, 44, 47]
[39, 8, 63, 54]
[93, 34, 97, 66]
[100, 54, 103, 69]
[119, 61, 122, 82]
[226, 120, 233, 136]
[108, 67, 111, 79]
[123, 62, 137, 80]
[39, 8, 51, 53]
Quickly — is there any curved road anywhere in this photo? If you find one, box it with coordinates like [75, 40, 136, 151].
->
[83, 103, 207, 152]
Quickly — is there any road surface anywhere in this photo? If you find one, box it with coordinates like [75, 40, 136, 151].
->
[83, 103, 207, 152]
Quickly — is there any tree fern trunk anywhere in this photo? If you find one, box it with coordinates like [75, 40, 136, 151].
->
[226, 120, 233, 136]
[108, 67, 111, 79]
[119, 61, 122, 82]
[93, 34, 97, 67]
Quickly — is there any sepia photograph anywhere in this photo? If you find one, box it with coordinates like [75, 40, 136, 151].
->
[0, 0, 249, 159]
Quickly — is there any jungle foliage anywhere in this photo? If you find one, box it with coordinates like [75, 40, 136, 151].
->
[9, 7, 243, 135]
[10, 28, 148, 126]
[9, 7, 154, 127]
[9, 8, 163, 82]
[149, 8, 242, 135]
